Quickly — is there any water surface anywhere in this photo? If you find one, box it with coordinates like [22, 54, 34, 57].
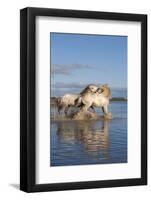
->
[50, 101, 127, 166]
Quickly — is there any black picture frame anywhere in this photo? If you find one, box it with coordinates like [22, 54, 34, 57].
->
[20, 7, 147, 192]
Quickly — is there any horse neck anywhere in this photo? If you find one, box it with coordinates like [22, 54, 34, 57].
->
[102, 88, 111, 98]
[74, 94, 80, 98]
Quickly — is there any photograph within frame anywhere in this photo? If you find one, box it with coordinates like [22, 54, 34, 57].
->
[50, 32, 128, 167]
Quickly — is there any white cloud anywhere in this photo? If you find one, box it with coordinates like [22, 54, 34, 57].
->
[51, 63, 95, 75]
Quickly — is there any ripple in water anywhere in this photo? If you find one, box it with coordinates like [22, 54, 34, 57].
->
[50, 102, 127, 166]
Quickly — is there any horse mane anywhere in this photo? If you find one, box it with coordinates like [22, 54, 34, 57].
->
[80, 85, 92, 95]
[101, 84, 112, 99]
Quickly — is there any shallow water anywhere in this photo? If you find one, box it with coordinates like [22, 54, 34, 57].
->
[50, 102, 127, 166]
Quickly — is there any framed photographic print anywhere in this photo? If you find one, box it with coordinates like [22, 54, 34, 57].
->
[20, 7, 147, 192]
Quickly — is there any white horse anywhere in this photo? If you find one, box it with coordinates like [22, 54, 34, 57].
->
[56, 85, 98, 115]
[56, 94, 79, 115]
[76, 84, 111, 115]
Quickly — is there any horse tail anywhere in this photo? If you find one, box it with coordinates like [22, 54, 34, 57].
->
[55, 97, 64, 114]
[54, 97, 61, 106]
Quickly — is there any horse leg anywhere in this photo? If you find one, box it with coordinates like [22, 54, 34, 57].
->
[102, 106, 105, 114]
[64, 105, 70, 116]
[75, 97, 82, 107]
[102, 105, 108, 115]
[90, 106, 95, 113]
[81, 102, 92, 112]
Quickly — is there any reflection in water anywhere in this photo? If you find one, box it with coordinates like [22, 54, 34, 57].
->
[50, 102, 127, 166]
[57, 120, 109, 157]
[51, 120, 113, 166]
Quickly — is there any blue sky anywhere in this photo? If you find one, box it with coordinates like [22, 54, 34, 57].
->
[50, 33, 127, 96]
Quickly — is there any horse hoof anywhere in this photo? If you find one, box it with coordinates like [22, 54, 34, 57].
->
[104, 113, 112, 120]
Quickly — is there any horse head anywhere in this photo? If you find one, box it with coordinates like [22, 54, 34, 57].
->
[99, 84, 112, 99]
[80, 84, 98, 95]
